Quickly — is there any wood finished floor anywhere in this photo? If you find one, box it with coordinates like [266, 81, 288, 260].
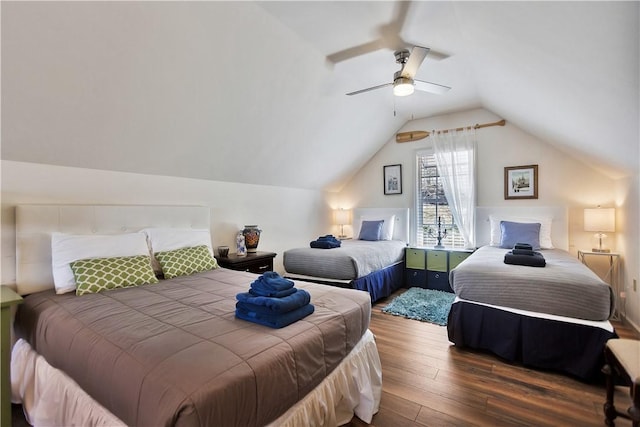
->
[351, 289, 639, 427]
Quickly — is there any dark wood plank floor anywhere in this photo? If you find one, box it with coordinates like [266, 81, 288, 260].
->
[352, 289, 639, 427]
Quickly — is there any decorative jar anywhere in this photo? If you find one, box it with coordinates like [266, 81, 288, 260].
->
[242, 225, 261, 253]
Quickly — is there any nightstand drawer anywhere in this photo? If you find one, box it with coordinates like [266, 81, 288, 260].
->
[405, 269, 427, 288]
[426, 250, 447, 272]
[406, 249, 426, 269]
[427, 271, 451, 292]
[215, 251, 276, 273]
[245, 260, 273, 274]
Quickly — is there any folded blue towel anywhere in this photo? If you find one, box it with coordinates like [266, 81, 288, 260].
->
[310, 240, 341, 249]
[310, 234, 341, 249]
[236, 288, 311, 314]
[235, 303, 315, 328]
[514, 243, 533, 250]
[249, 287, 297, 298]
[512, 248, 535, 255]
[250, 272, 294, 293]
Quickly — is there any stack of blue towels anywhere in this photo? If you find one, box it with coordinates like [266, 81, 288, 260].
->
[504, 243, 546, 267]
[235, 271, 315, 328]
[310, 234, 341, 249]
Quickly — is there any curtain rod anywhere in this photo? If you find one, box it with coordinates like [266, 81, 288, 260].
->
[395, 119, 506, 143]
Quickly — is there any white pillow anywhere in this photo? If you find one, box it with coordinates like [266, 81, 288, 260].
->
[141, 228, 213, 254]
[489, 215, 553, 249]
[142, 228, 213, 275]
[51, 232, 150, 295]
[355, 215, 396, 241]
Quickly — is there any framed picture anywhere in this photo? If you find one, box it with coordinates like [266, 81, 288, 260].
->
[504, 164, 538, 199]
[384, 164, 402, 195]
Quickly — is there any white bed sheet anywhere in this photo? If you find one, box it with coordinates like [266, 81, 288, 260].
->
[12, 330, 382, 426]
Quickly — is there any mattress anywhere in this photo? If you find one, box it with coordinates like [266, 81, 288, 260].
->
[13, 268, 373, 426]
[283, 239, 406, 280]
[449, 246, 614, 321]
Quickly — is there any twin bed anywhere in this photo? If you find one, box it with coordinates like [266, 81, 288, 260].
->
[284, 208, 409, 302]
[447, 207, 617, 380]
[10, 205, 382, 426]
[282, 205, 615, 380]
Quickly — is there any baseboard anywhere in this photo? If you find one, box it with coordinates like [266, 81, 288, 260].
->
[621, 314, 640, 337]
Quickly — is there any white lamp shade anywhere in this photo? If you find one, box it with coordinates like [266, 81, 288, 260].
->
[584, 208, 615, 232]
[334, 209, 350, 225]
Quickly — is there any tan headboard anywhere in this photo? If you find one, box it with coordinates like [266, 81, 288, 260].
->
[15, 205, 210, 295]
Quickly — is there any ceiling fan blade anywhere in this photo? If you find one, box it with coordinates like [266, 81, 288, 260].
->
[327, 39, 383, 64]
[329, 1, 413, 64]
[346, 82, 392, 96]
[393, 1, 411, 32]
[401, 46, 429, 78]
[414, 79, 451, 95]
[426, 49, 450, 61]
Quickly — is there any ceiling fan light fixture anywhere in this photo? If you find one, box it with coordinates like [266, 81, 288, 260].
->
[393, 77, 414, 96]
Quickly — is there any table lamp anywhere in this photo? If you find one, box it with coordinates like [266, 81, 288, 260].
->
[584, 207, 615, 253]
[334, 209, 350, 239]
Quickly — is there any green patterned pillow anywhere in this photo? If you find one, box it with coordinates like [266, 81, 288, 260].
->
[155, 245, 218, 279]
[71, 255, 159, 296]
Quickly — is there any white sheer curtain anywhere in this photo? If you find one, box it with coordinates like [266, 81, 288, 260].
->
[432, 128, 477, 249]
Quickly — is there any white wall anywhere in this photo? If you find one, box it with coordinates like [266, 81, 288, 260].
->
[1, 160, 333, 284]
[336, 107, 638, 327]
[615, 174, 640, 331]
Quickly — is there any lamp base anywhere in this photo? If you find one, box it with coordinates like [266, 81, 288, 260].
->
[591, 248, 611, 253]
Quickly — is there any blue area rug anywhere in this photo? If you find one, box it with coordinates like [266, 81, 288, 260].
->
[382, 287, 455, 326]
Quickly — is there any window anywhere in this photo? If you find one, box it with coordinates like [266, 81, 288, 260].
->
[416, 151, 465, 248]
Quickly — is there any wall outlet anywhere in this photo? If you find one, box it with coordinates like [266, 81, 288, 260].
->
[620, 291, 626, 299]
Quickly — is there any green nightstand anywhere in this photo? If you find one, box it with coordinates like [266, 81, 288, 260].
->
[405, 247, 474, 292]
[1, 286, 23, 427]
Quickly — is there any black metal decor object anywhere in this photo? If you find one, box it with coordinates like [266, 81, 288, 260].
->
[434, 216, 447, 249]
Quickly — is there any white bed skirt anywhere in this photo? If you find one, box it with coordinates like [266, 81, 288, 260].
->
[12, 329, 382, 426]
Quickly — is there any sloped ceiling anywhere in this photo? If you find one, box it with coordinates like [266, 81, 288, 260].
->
[2, 1, 638, 192]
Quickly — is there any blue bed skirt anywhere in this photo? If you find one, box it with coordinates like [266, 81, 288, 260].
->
[351, 261, 404, 302]
[287, 261, 404, 303]
[447, 300, 616, 381]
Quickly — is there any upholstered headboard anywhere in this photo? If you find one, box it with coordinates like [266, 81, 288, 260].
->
[352, 207, 410, 243]
[15, 205, 210, 295]
[475, 206, 568, 251]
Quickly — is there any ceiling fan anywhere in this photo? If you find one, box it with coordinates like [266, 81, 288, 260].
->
[326, 1, 449, 64]
[346, 46, 451, 97]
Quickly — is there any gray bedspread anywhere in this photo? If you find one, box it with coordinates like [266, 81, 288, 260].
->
[14, 268, 372, 426]
[283, 239, 406, 280]
[449, 246, 614, 321]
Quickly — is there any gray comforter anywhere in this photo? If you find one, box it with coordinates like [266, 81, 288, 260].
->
[449, 246, 614, 321]
[283, 239, 406, 280]
[14, 268, 372, 426]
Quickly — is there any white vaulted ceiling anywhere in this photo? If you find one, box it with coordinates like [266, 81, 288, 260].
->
[2, 1, 638, 191]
